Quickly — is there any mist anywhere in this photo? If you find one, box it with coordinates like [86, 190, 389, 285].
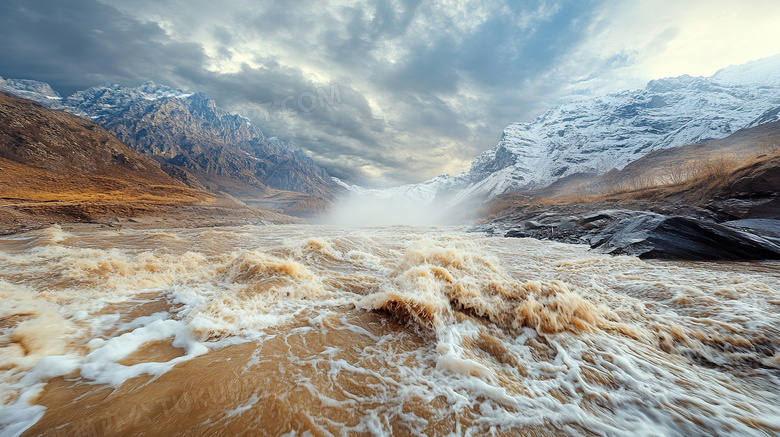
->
[319, 193, 475, 227]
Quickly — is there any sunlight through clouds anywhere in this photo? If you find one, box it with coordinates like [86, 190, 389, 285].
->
[3, 0, 779, 186]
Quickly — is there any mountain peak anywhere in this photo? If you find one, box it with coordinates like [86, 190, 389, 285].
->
[0, 77, 343, 213]
[454, 54, 780, 202]
[350, 54, 780, 206]
[0, 90, 186, 188]
[711, 53, 780, 86]
[0, 77, 61, 102]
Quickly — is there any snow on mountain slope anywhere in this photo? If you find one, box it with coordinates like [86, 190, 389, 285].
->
[5, 54, 780, 209]
[332, 174, 452, 203]
[349, 54, 780, 206]
[0, 76, 65, 107]
[711, 55, 780, 87]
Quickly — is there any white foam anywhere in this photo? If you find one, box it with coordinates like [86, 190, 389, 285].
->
[1, 225, 779, 435]
[0, 355, 80, 437]
[225, 394, 260, 418]
[81, 318, 206, 387]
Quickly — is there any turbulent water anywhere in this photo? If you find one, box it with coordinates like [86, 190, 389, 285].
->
[1, 224, 779, 436]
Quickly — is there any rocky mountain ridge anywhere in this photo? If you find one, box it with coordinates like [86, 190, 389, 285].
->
[0, 91, 176, 185]
[5, 54, 780, 214]
[0, 78, 342, 212]
[354, 54, 780, 206]
[0, 90, 297, 233]
[470, 119, 780, 260]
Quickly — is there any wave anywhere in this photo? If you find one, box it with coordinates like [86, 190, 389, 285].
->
[360, 239, 620, 337]
[1, 225, 779, 436]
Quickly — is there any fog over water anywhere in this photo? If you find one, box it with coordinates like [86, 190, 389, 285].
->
[320, 194, 466, 227]
[1, 224, 779, 436]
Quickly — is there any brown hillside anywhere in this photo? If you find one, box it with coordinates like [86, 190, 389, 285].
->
[598, 120, 780, 193]
[0, 91, 210, 202]
[488, 121, 780, 219]
[0, 92, 298, 232]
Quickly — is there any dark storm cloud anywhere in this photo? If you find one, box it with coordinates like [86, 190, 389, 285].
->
[327, 0, 423, 62]
[172, 63, 412, 182]
[456, 1, 599, 86]
[0, 0, 622, 185]
[376, 37, 460, 94]
[356, 0, 602, 172]
[0, 0, 205, 95]
[181, 66, 387, 148]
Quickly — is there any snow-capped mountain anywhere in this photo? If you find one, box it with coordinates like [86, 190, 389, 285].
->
[0, 79, 342, 201]
[332, 174, 452, 203]
[0, 76, 63, 105]
[350, 54, 780, 205]
[5, 54, 780, 210]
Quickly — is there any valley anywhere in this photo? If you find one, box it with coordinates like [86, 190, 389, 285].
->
[2, 55, 780, 258]
[2, 4, 780, 435]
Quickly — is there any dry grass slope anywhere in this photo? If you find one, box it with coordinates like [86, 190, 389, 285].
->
[0, 91, 301, 232]
[488, 121, 780, 217]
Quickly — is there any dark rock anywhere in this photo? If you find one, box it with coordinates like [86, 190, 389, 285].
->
[504, 228, 531, 238]
[467, 223, 499, 235]
[724, 219, 780, 244]
[591, 213, 780, 260]
[706, 163, 780, 219]
[579, 212, 614, 225]
[524, 220, 545, 229]
[707, 197, 780, 220]
[554, 218, 576, 232]
[730, 165, 780, 196]
[581, 220, 605, 230]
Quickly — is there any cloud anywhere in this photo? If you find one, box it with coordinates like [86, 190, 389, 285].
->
[552, 0, 780, 98]
[0, 0, 206, 95]
[2, 0, 780, 186]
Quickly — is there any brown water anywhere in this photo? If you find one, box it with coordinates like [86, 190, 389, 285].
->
[1, 224, 779, 436]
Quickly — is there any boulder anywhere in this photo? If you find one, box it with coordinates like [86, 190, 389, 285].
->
[724, 218, 780, 237]
[591, 213, 780, 260]
[707, 197, 780, 220]
[730, 165, 780, 196]
[504, 228, 532, 238]
[724, 219, 780, 245]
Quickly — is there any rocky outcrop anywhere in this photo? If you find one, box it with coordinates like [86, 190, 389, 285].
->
[500, 209, 646, 244]
[66, 83, 343, 200]
[473, 200, 780, 260]
[707, 159, 780, 220]
[590, 214, 780, 260]
[724, 219, 780, 245]
[730, 164, 780, 195]
[473, 202, 722, 244]
[0, 91, 235, 233]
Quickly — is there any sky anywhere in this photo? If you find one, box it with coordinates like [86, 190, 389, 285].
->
[1, 0, 779, 187]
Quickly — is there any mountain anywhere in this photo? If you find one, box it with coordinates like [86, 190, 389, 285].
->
[0, 91, 299, 233]
[0, 90, 212, 217]
[599, 120, 780, 193]
[0, 79, 343, 214]
[0, 77, 63, 104]
[332, 174, 452, 202]
[477, 120, 780, 257]
[5, 54, 779, 213]
[355, 54, 780, 206]
[495, 119, 780, 207]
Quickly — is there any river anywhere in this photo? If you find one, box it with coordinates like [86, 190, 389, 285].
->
[1, 224, 779, 436]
